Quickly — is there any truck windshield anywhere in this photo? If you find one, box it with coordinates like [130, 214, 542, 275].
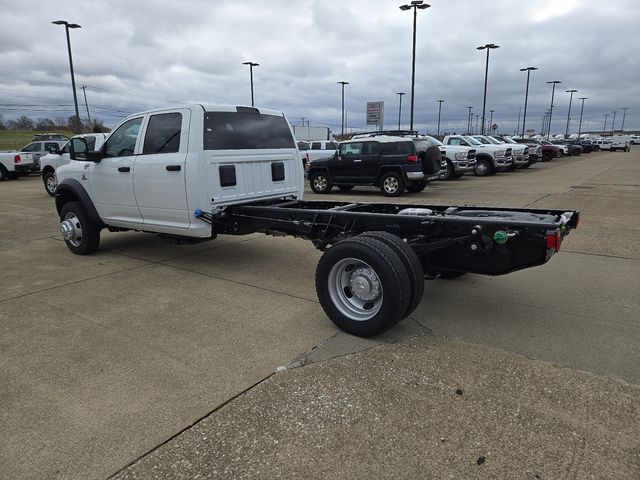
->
[204, 112, 295, 150]
[463, 136, 482, 145]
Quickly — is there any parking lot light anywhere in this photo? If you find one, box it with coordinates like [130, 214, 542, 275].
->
[52, 20, 82, 132]
[565, 89, 578, 137]
[338, 81, 349, 137]
[437, 99, 444, 137]
[399, 1, 430, 131]
[546, 80, 562, 139]
[467, 106, 473, 134]
[396, 92, 406, 130]
[611, 110, 617, 134]
[621, 107, 629, 132]
[603, 113, 609, 134]
[242, 61, 259, 107]
[577, 97, 588, 137]
[520, 67, 538, 138]
[477, 43, 499, 135]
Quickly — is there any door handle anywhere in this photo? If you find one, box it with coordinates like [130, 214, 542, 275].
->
[354, 159, 362, 163]
[166, 165, 181, 171]
[118, 166, 130, 172]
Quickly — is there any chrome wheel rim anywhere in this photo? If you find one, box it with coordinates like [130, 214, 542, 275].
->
[383, 176, 399, 193]
[313, 175, 328, 191]
[46, 175, 57, 194]
[60, 212, 83, 247]
[476, 162, 488, 175]
[327, 258, 383, 321]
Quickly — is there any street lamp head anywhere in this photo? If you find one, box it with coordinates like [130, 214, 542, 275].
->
[520, 66, 538, 71]
[438, 99, 444, 103]
[399, 4, 412, 10]
[478, 43, 499, 50]
[411, 0, 423, 4]
[52, 20, 67, 25]
[566, 89, 578, 93]
[338, 81, 349, 86]
[68, 23, 81, 28]
[416, 3, 430, 9]
[396, 92, 406, 96]
[547, 80, 562, 84]
[243, 61, 259, 67]
[579, 97, 588, 100]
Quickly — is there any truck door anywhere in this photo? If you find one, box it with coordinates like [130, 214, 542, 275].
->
[87, 116, 143, 224]
[133, 110, 191, 228]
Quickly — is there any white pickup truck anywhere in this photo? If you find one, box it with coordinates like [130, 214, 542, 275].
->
[40, 133, 107, 196]
[55, 104, 579, 337]
[0, 152, 35, 180]
[442, 135, 513, 176]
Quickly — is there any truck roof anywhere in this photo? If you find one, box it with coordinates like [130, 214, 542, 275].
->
[124, 104, 286, 118]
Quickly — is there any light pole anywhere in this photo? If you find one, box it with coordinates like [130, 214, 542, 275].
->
[436, 99, 444, 137]
[577, 97, 588, 138]
[396, 92, 406, 130]
[603, 113, 609, 134]
[467, 106, 473, 134]
[621, 107, 629, 132]
[477, 43, 499, 135]
[338, 81, 349, 137]
[475, 114, 479, 134]
[80, 85, 92, 130]
[611, 111, 617, 134]
[489, 109, 494, 133]
[242, 61, 259, 107]
[520, 66, 537, 138]
[546, 80, 562, 139]
[516, 107, 521, 137]
[52, 20, 81, 132]
[564, 89, 578, 137]
[399, 1, 430, 131]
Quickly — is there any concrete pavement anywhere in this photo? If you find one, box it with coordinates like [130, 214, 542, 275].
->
[1, 149, 639, 479]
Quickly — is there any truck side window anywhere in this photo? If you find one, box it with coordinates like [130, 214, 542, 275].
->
[45, 142, 59, 152]
[311, 142, 321, 150]
[104, 117, 143, 158]
[143, 113, 182, 155]
[450, 138, 461, 145]
[340, 143, 363, 156]
[22, 143, 42, 152]
[363, 142, 380, 155]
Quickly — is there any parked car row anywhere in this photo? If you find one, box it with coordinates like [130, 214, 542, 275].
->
[302, 127, 636, 197]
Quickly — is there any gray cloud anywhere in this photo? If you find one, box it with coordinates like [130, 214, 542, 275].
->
[0, 0, 638, 135]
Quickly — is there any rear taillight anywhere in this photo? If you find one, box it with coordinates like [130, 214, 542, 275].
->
[546, 229, 562, 251]
[406, 155, 418, 163]
[14, 155, 21, 164]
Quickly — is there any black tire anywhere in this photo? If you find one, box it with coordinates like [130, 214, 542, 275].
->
[542, 151, 553, 162]
[315, 236, 411, 337]
[474, 158, 491, 176]
[59, 201, 101, 255]
[0, 165, 7, 181]
[439, 161, 454, 181]
[338, 185, 354, 191]
[309, 171, 332, 194]
[379, 171, 404, 197]
[358, 231, 424, 317]
[43, 171, 57, 197]
[405, 181, 427, 193]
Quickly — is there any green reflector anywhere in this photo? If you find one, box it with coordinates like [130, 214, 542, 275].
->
[493, 230, 508, 244]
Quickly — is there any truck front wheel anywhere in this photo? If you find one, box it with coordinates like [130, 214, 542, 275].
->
[474, 159, 491, 176]
[315, 236, 411, 337]
[0, 165, 7, 181]
[43, 171, 57, 196]
[309, 172, 333, 194]
[59, 201, 100, 255]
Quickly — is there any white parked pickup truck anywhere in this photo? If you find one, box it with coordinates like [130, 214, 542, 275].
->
[55, 104, 579, 337]
[0, 152, 35, 180]
[442, 135, 513, 176]
[40, 133, 107, 196]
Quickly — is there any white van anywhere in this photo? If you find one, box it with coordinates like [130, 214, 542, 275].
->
[610, 136, 631, 152]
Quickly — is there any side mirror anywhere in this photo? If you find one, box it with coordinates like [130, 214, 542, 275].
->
[70, 137, 102, 162]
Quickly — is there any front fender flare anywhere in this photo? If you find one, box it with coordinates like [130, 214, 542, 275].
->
[55, 178, 103, 226]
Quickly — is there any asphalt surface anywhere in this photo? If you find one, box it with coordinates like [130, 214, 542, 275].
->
[1, 149, 639, 479]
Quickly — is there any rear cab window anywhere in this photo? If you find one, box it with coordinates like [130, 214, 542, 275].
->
[203, 111, 295, 150]
[143, 113, 182, 154]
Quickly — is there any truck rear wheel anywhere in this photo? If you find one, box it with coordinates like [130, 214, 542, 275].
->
[439, 162, 454, 181]
[315, 237, 411, 337]
[0, 165, 7, 181]
[379, 172, 404, 197]
[59, 201, 101, 255]
[358, 232, 424, 317]
[309, 171, 333, 194]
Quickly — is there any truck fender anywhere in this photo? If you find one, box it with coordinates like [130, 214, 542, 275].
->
[55, 178, 104, 226]
[308, 165, 331, 177]
[475, 152, 494, 165]
[375, 166, 403, 182]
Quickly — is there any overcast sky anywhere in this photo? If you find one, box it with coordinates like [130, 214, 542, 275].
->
[1, 0, 639, 135]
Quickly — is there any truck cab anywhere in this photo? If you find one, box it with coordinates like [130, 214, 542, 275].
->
[56, 105, 303, 240]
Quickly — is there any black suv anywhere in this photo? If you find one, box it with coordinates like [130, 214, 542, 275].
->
[307, 135, 441, 196]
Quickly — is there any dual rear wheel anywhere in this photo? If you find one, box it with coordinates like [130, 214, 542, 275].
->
[315, 232, 424, 337]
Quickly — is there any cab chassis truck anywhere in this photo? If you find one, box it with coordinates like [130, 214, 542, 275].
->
[55, 104, 580, 337]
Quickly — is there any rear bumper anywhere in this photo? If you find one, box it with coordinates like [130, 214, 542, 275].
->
[406, 171, 426, 181]
[14, 163, 36, 172]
